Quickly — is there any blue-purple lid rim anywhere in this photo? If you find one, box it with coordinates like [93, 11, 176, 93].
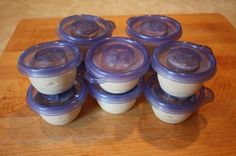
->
[17, 40, 83, 78]
[126, 15, 182, 45]
[26, 77, 88, 116]
[151, 41, 217, 83]
[58, 14, 115, 46]
[145, 74, 207, 114]
[85, 37, 150, 83]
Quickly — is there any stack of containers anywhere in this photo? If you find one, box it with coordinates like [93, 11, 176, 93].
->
[85, 37, 150, 114]
[17, 14, 117, 125]
[17, 41, 88, 125]
[127, 15, 217, 124]
[146, 41, 217, 124]
[17, 14, 217, 126]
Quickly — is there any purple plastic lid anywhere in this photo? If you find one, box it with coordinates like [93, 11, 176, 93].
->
[90, 78, 144, 103]
[17, 41, 82, 78]
[151, 41, 217, 83]
[27, 77, 88, 116]
[85, 37, 150, 83]
[58, 14, 115, 46]
[127, 15, 182, 46]
[145, 74, 206, 114]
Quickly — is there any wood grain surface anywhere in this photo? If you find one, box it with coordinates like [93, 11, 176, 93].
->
[0, 14, 236, 155]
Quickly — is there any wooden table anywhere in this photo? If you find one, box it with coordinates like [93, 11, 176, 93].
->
[0, 14, 236, 155]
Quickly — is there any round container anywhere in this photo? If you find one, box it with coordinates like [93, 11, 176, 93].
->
[127, 15, 182, 53]
[145, 75, 214, 124]
[58, 14, 115, 55]
[85, 37, 150, 94]
[90, 78, 144, 114]
[27, 78, 88, 125]
[151, 41, 217, 98]
[18, 41, 83, 95]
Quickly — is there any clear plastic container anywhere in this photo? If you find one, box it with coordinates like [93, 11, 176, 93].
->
[145, 75, 214, 124]
[127, 15, 182, 54]
[85, 37, 150, 94]
[58, 14, 116, 55]
[58, 15, 115, 75]
[18, 41, 83, 95]
[26, 78, 88, 125]
[90, 78, 144, 114]
[151, 41, 217, 98]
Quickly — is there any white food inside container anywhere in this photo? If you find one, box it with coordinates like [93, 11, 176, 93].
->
[152, 106, 192, 124]
[99, 79, 139, 94]
[97, 99, 136, 114]
[29, 69, 77, 95]
[157, 74, 202, 98]
[40, 106, 81, 125]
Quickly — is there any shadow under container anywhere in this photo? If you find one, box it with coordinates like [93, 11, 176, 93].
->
[26, 78, 88, 125]
[90, 78, 144, 114]
[126, 15, 182, 55]
[85, 37, 150, 94]
[17, 41, 83, 95]
[145, 75, 214, 124]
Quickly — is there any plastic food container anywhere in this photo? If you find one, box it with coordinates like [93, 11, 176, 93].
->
[18, 41, 83, 95]
[90, 78, 144, 114]
[58, 14, 116, 55]
[145, 75, 214, 124]
[151, 41, 217, 98]
[26, 78, 88, 125]
[126, 15, 182, 53]
[85, 37, 150, 94]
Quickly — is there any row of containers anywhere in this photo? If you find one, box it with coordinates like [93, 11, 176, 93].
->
[17, 14, 217, 125]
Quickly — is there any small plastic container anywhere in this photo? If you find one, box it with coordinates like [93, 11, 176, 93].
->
[90, 78, 144, 114]
[26, 78, 88, 125]
[151, 41, 217, 98]
[58, 15, 115, 75]
[17, 41, 83, 95]
[126, 15, 182, 53]
[58, 14, 116, 55]
[145, 75, 214, 124]
[85, 37, 150, 94]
